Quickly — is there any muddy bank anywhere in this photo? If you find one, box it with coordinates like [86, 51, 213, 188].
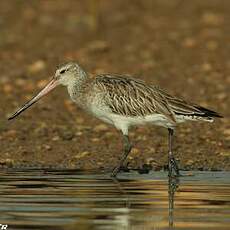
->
[0, 0, 229, 171]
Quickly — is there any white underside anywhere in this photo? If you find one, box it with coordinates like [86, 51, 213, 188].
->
[87, 103, 213, 135]
[104, 113, 176, 135]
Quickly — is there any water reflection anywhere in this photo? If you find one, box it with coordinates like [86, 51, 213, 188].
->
[168, 176, 179, 228]
[0, 170, 229, 230]
[112, 175, 180, 229]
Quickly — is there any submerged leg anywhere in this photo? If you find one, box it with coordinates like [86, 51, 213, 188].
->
[168, 128, 180, 177]
[111, 135, 132, 177]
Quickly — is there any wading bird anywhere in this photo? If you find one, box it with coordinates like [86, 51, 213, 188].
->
[8, 62, 222, 177]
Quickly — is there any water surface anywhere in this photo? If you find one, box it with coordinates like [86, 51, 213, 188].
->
[0, 170, 229, 230]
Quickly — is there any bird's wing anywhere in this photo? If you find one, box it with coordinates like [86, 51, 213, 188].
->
[156, 88, 222, 118]
[95, 74, 176, 123]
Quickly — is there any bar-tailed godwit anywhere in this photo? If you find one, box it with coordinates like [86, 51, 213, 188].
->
[8, 62, 222, 177]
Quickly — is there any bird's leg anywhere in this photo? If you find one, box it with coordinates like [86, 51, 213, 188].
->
[111, 135, 132, 177]
[168, 128, 180, 177]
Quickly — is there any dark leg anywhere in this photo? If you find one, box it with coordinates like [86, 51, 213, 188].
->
[168, 128, 180, 177]
[111, 135, 132, 177]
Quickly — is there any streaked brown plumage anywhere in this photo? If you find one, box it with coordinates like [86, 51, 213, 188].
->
[8, 62, 222, 177]
[94, 74, 221, 123]
[95, 74, 176, 123]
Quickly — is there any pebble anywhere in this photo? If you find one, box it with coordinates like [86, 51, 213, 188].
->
[88, 40, 110, 53]
[219, 152, 230, 157]
[3, 84, 13, 94]
[223, 129, 230, 141]
[145, 157, 158, 165]
[93, 124, 108, 132]
[60, 131, 75, 141]
[43, 144, 52, 151]
[28, 60, 46, 73]
[15, 78, 26, 87]
[186, 159, 195, 165]
[64, 100, 75, 113]
[75, 131, 83, 136]
[201, 12, 223, 26]
[104, 132, 114, 138]
[206, 40, 218, 50]
[52, 136, 60, 141]
[182, 37, 196, 48]
[4, 130, 17, 138]
[0, 158, 14, 167]
[75, 117, 85, 124]
[131, 148, 140, 156]
[74, 151, 90, 159]
[91, 137, 100, 142]
[201, 63, 212, 72]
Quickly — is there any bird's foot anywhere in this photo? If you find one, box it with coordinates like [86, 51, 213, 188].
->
[111, 166, 120, 177]
[111, 164, 129, 177]
[168, 156, 181, 177]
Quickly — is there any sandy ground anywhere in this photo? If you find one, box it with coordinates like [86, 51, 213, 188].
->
[0, 0, 229, 172]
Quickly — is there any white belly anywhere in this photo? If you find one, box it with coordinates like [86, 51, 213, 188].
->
[89, 103, 175, 135]
[111, 113, 176, 134]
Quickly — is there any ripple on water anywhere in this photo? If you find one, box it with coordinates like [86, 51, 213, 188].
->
[0, 170, 229, 230]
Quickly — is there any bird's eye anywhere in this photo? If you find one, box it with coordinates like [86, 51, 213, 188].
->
[60, 69, 66, 74]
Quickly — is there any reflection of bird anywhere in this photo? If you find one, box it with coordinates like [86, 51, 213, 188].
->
[8, 62, 222, 177]
[168, 176, 179, 228]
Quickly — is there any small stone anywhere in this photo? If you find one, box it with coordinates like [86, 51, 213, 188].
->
[206, 40, 218, 50]
[201, 12, 224, 26]
[223, 129, 230, 138]
[3, 84, 13, 94]
[74, 151, 90, 159]
[60, 131, 74, 141]
[219, 152, 230, 157]
[64, 100, 76, 113]
[182, 37, 196, 48]
[104, 132, 114, 138]
[88, 40, 110, 53]
[44, 144, 52, 151]
[127, 156, 133, 160]
[75, 131, 83, 136]
[201, 63, 212, 72]
[93, 124, 108, 132]
[75, 117, 84, 124]
[148, 147, 156, 154]
[145, 157, 158, 165]
[0, 159, 14, 167]
[217, 92, 227, 100]
[52, 136, 60, 141]
[28, 60, 46, 73]
[4, 130, 17, 138]
[91, 137, 100, 142]
[131, 148, 140, 156]
[186, 159, 194, 165]
[15, 78, 26, 87]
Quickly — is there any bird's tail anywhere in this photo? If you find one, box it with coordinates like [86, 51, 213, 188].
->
[193, 106, 223, 118]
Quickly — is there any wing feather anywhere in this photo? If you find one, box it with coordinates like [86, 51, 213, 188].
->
[95, 74, 176, 123]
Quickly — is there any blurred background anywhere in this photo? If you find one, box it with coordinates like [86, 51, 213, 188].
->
[0, 0, 229, 171]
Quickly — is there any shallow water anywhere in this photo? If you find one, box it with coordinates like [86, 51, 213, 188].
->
[0, 170, 229, 230]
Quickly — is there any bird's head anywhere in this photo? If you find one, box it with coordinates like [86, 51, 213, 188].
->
[8, 62, 87, 120]
[55, 62, 86, 87]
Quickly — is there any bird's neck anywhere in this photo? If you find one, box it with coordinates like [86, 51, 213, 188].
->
[67, 70, 88, 102]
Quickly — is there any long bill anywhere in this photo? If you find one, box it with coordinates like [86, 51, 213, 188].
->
[8, 78, 59, 120]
